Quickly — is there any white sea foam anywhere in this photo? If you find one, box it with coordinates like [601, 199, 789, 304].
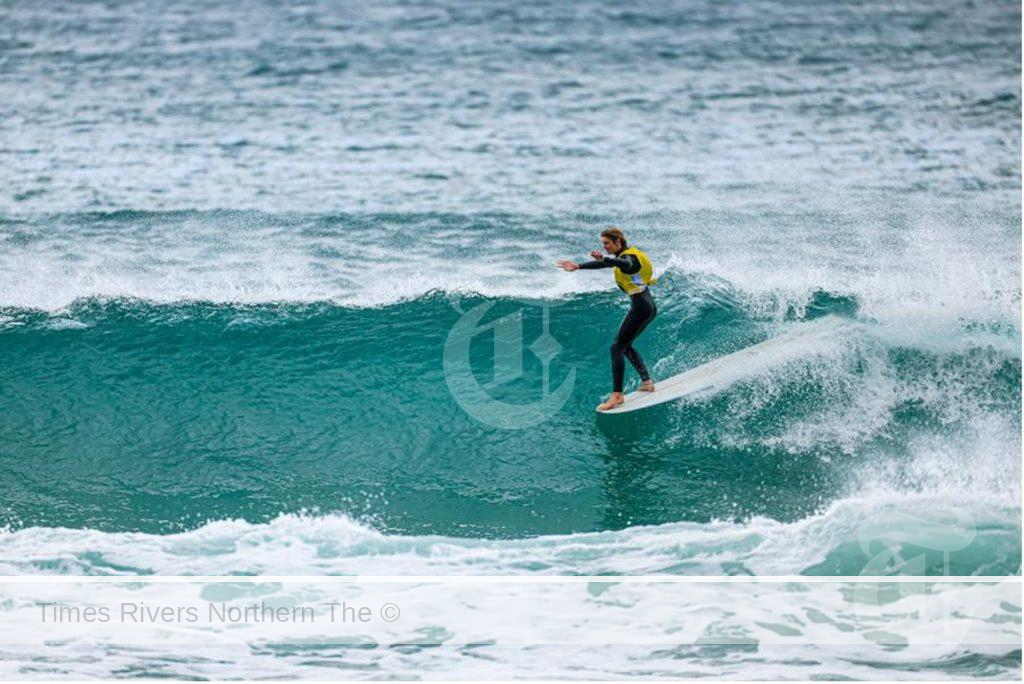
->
[0, 494, 1018, 678]
[0, 492, 1016, 577]
[0, 577, 1020, 678]
[0, 577, 1017, 679]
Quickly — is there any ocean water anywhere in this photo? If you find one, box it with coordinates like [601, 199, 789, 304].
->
[0, 0, 1020, 678]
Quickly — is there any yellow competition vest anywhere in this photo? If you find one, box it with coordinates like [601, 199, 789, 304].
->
[613, 247, 658, 295]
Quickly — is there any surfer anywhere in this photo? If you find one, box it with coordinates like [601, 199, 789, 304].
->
[557, 227, 658, 411]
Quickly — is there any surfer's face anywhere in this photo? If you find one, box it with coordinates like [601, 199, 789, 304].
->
[600, 236, 621, 254]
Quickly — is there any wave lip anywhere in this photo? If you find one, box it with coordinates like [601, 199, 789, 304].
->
[0, 208, 1019, 329]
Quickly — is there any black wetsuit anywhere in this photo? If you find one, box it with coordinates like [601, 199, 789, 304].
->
[579, 253, 658, 392]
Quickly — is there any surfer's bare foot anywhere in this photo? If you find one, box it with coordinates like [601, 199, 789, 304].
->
[639, 380, 655, 392]
[597, 392, 625, 411]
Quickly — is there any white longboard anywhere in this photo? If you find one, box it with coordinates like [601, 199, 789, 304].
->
[597, 315, 848, 415]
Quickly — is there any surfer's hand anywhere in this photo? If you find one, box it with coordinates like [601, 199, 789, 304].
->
[590, 250, 604, 260]
[556, 259, 579, 272]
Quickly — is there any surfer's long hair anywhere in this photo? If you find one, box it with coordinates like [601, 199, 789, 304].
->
[600, 226, 627, 249]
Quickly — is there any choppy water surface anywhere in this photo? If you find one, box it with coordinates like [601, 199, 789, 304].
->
[0, 0, 1019, 678]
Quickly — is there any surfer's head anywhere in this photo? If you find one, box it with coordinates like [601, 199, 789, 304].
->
[600, 227, 627, 254]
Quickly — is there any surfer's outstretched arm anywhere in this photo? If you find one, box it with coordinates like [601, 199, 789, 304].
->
[597, 254, 640, 273]
[557, 254, 639, 271]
